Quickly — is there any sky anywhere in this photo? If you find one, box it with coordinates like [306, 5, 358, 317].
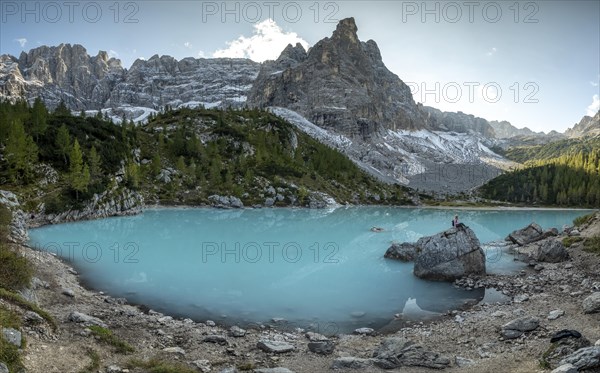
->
[1, 0, 599, 133]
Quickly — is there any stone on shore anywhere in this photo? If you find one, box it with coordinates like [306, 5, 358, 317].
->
[559, 346, 600, 370]
[331, 357, 373, 370]
[507, 223, 556, 246]
[68, 311, 107, 328]
[371, 337, 451, 369]
[501, 316, 540, 339]
[257, 340, 295, 353]
[582, 292, 600, 314]
[537, 240, 569, 263]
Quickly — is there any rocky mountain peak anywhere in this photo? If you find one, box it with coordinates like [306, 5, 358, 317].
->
[248, 17, 427, 139]
[332, 17, 359, 44]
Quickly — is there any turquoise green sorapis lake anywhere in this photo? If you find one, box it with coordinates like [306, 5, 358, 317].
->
[28, 207, 588, 333]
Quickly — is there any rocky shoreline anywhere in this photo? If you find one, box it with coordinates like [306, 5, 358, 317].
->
[2, 193, 600, 372]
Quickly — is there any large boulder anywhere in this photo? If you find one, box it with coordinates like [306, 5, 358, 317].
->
[537, 240, 569, 263]
[413, 227, 486, 281]
[507, 223, 556, 246]
[384, 243, 418, 262]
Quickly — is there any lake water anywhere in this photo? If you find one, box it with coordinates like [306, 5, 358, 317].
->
[28, 207, 588, 334]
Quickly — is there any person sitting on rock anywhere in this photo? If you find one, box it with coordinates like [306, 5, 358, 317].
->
[452, 215, 467, 229]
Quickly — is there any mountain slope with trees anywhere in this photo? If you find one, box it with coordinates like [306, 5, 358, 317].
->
[479, 137, 600, 206]
[0, 99, 410, 215]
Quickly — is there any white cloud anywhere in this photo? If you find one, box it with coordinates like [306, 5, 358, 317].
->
[14, 38, 27, 48]
[108, 50, 119, 58]
[184, 42, 192, 49]
[486, 47, 497, 57]
[213, 19, 309, 62]
[587, 94, 599, 116]
[590, 81, 599, 87]
[197, 50, 206, 58]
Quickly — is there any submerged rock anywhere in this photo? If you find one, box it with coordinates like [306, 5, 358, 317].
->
[413, 227, 486, 281]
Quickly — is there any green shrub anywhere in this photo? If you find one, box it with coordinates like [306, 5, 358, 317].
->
[0, 288, 56, 329]
[0, 244, 33, 291]
[78, 348, 100, 373]
[88, 325, 134, 354]
[562, 236, 584, 247]
[583, 236, 600, 254]
[574, 213, 596, 227]
[0, 336, 24, 372]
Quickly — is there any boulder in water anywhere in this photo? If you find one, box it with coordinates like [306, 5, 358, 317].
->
[413, 227, 486, 281]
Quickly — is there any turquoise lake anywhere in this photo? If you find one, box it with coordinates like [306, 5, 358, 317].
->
[27, 207, 589, 334]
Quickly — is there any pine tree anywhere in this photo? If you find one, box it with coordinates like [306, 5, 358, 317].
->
[54, 100, 71, 116]
[56, 124, 71, 165]
[88, 146, 102, 181]
[69, 139, 89, 199]
[5, 119, 38, 183]
[31, 97, 48, 141]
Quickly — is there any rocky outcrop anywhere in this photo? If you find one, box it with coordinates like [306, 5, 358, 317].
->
[248, 17, 429, 140]
[565, 111, 600, 138]
[39, 187, 143, 225]
[208, 195, 244, 209]
[0, 190, 28, 243]
[424, 107, 496, 138]
[413, 227, 486, 281]
[1, 43, 259, 114]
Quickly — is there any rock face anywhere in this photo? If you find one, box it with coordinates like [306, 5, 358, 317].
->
[0, 43, 259, 114]
[0, 190, 28, 243]
[413, 227, 486, 281]
[537, 240, 569, 263]
[41, 187, 143, 225]
[67, 311, 107, 328]
[565, 111, 600, 138]
[371, 337, 451, 369]
[248, 17, 429, 140]
[423, 106, 496, 138]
